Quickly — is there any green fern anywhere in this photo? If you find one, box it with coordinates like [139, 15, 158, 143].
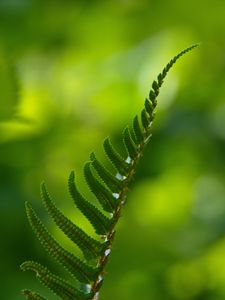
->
[21, 44, 198, 300]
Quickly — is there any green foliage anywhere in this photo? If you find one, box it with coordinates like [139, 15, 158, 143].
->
[21, 261, 92, 300]
[21, 45, 198, 299]
[22, 289, 47, 300]
[68, 171, 114, 235]
[40, 182, 108, 260]
[103, 137, 130, 176]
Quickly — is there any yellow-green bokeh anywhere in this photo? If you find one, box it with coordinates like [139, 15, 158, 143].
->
[0, 1, 225, 299]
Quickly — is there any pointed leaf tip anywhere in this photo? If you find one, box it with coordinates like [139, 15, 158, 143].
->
[40, 181, 46, 190]
[40, 180, 107, 260]
[90, 152, 96, 161]
[69, 170, 75, 180]
[25, 201, 32, 211]
[84, 161, 118, 212]
[103, 137, 130, 175]
[68, 170, 114, 235]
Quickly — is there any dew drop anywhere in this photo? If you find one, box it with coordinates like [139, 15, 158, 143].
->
[125, 156, 132, 164]
[113, 193, 120, 199]
[104, 249, 111, 256]
[82, 284, 91, 293]
[116, 173, 127, 180]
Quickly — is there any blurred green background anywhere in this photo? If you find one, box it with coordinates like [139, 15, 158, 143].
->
[0, 1, 225, 299]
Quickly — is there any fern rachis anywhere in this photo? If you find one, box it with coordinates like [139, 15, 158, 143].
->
[21, 44, 198, 300]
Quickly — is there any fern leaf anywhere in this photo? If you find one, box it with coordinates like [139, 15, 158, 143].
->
[90, 152, 124, 193]
[147, 44, 199, 109]
[133, 115, 144, 144]
[68, 171, 114, 235]
[25, 202, 100, 283]
[123, 126, 138, 160]
[144, 99, 154, 121]
[21, 261, 93, 300]
[22, 290, 47, 300]
[157, 73, 163, 85]
[103, 137, 130, 176]
[141, 108, 150, 131]
[40, 183, 109, 260]
[152, 80, 159, 96]
[149, 89, 157, 106]
[160, 44, 198, 86]
[84, 162, 118, 213]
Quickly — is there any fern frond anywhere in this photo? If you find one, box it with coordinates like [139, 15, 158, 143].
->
[144, 99, 154, 121]
[90, 152, 124, 193]
[22, 290, 47, 300]
[22, 44, 198, 299]
[68, 171, 114, 235]
[21, 261, 93, 300]
[40, 183, 108, 260]
[141, 108, 150, 131]
[84, 162, 118, 213]
[152, 80, 159, 96]
[25, 202, 100, 283]
[103, 137, 130, 175]
[133, 115, 145, 144]
[123, 126, 138, 160]
[149, 89, 157, 106]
